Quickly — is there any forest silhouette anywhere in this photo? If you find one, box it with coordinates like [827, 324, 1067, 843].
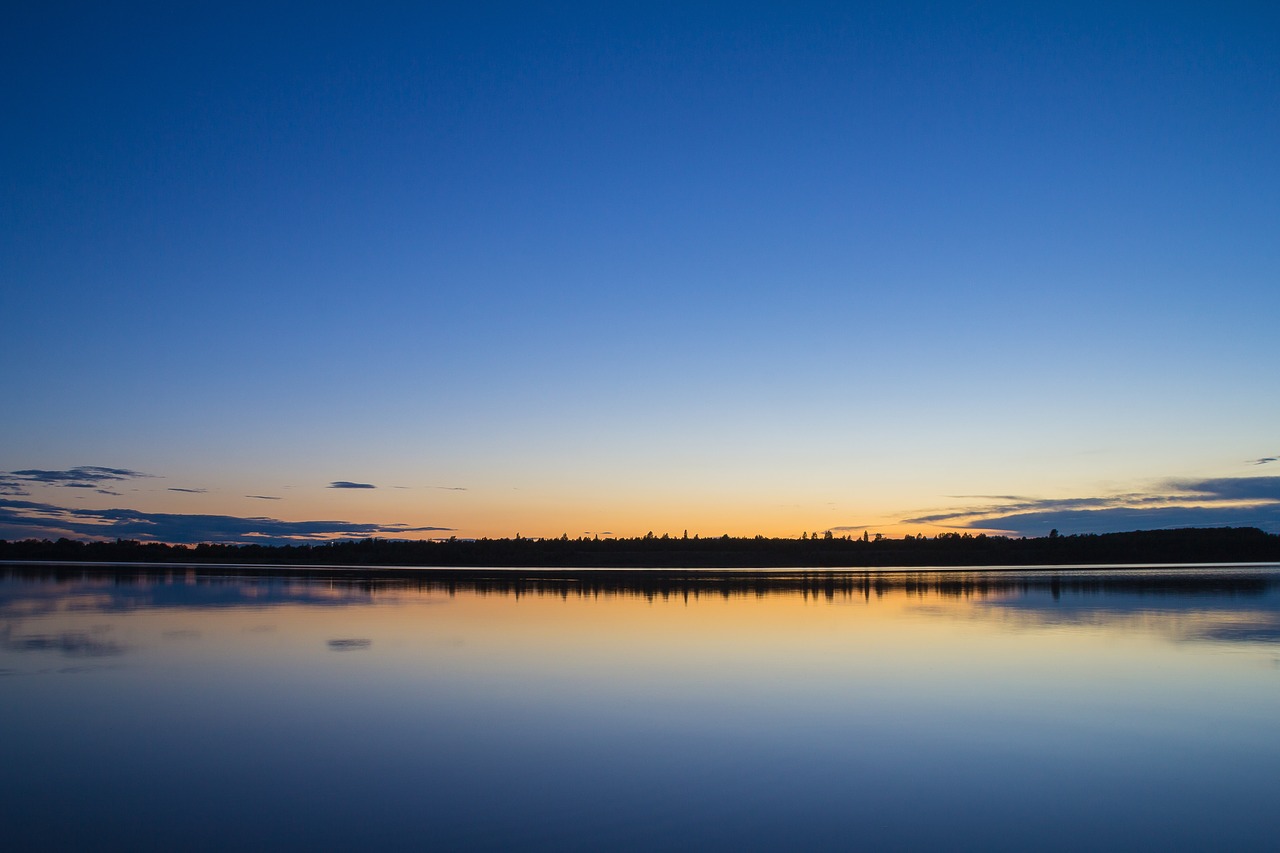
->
[1, 526, 1277, 569]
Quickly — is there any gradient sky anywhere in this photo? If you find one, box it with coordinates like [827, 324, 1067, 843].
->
[3, 2, 1278, 544]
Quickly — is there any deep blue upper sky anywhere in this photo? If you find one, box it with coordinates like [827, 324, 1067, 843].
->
[3, 2, 1278, 542]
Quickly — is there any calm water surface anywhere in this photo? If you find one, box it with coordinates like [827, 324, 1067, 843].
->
[3, 565, 1279, 851]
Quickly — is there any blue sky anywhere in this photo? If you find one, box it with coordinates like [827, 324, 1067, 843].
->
[3, 2, 1278, 543]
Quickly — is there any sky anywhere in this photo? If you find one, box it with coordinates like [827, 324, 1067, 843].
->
[3, 2, 1278, 544]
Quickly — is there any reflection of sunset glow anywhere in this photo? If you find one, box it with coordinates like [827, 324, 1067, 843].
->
[4, 567, 1280, 851]
[6, 569, 1278, 667]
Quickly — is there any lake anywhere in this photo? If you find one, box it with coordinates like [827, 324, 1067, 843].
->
[3, 564, 1279, 851]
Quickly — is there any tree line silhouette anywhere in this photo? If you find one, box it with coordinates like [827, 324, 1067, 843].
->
[1, 526, 1277, 569]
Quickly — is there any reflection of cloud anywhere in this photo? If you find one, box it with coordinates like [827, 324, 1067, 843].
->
[1193, 623, 1280, 643]
[905, 476, 1280, 536]
[327, 638, 372, 651]
[245, 495, 282, 500]
[0, 497, 452, 545]
[329, 481, 376, 489]
[56, 664, 124, 674]
[0, 577, 382, 616]
[977, 584, 1280, 647]
[1, 626, 127, 657]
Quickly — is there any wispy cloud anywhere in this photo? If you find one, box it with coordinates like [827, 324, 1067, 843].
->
[391, 484, 468, 491]
[1250, 456, 1277, 466]
[0, 479, 28, 496]
[7, 467, 155, 487]
[1, 466, 156, 497]
[168, 487, 206, 494]
[0, 498, 452, 545]
[966, 505, 1280, 537]
[904, 476, 1280, 537]
[329, 481, 376, 489]
[1170, 476, 1280, 501]
[245, 495, 282, 501]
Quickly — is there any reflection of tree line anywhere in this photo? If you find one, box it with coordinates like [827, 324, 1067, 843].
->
[2, 564, 1274, 603]
[1, 526, 1278, 568]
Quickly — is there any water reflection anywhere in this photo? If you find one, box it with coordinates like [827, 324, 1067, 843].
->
[0, 624, 127, 657]
[2, 564, 1279, 851]
[327, 638, 372, 650]
[3, 561, 1276, 599]
[4, 564, 1278, 650]
[977, 587, 1280, 645]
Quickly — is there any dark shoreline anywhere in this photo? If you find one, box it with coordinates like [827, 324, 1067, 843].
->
[3, 525, 1278, 570]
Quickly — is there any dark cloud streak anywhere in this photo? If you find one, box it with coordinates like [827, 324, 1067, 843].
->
[9, 467, 154, 486]
[960, 505, 1280, 538]
[1172, 477, 1280, 501]
[0, 480, 29, 496]
[0, 498, 452, 545]
[905, 475, 1280, 537]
